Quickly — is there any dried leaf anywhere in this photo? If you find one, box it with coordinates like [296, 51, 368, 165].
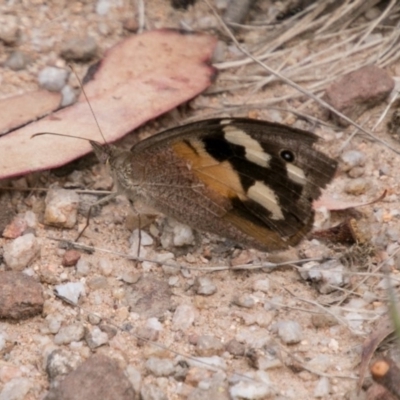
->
[314, 191, 386, 211]
[0, 30, 216, 179]
[0, 90, 61, 136]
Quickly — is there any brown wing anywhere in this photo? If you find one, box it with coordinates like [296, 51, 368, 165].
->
[131, 118, 337, 250]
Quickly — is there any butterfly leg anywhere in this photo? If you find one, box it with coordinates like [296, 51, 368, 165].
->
[76, 192, 118, 241]
[126, 200, 143, 262]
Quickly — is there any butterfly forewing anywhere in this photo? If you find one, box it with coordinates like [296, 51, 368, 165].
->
[117, 118, 337, 251]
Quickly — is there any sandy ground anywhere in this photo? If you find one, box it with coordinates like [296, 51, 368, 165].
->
[1, 1, 400, 399]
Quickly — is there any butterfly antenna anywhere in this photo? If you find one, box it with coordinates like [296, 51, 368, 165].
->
[69, 64, 108, 146]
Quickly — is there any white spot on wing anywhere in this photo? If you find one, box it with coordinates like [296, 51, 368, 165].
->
[286, 163, 306, 185]
[248, 181, 284, 220]
[223, 126, 271, 168]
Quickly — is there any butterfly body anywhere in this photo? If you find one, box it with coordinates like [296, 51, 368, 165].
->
[91, 118, 337, 251]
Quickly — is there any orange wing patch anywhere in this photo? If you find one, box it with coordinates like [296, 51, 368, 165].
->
[172, 139, 246, 200]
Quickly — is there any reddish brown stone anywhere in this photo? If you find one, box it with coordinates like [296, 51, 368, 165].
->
[324, 65, 394, 126]
[2, 216, 28, 239]
[0, 271, 44, 319]
[44, 354, 135, 400]
[62, 250, 81, 267]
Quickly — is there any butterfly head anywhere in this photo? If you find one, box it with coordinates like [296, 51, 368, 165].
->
[90, 140, 135, 192]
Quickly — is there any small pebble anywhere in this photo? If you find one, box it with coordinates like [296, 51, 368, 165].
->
[87, 276, 108, 290]
[54, 282, 85, 305]
[161, 257, 180, 276]
[340, 150, 365, 172]
[0, 378, 32, 400]
[160, 219, 195, 249]
[145, 357, 175, 377]
[24, 211, 38, 229]
[172, 304, 196, 331]
[386, 225, 400, 242]
[140, 383, 167, 400]
[301, 242, 332, 260]
[54, 323, 85, 345]
[45, 314, 62, 334]
[96, 0, 112, 15]
[44, 187, 79, 228]
[129, 229, 154, 255]
[146, 318, 163, 332]
[0, 365, 23, 383]
[187, 356, 226, 371]
[85, 326, 109, 349]
[277, 321, 303, 344]
[121, 271, 141, 284]
[76, 259, 90, 276]
[98, 324, 117, 339]
[38, 66, 70, 92]
[62, 250, 81, 267]
[60, 36, 98, 61]
[230, 250, 254, 267]
[196, 335, 224, 357]
[311, 314, 338, 329]
[229, 380, 271, 399]
[344, 178, 370, 195]
[303, 259, 347, 294]
[46, 349, 81, 379]
[4, 50, 30, 70]
[188, 382, 230, 400]
[236, 327, 270, 348]
[174, 361, 189, 382]
[123, 17, 138, 32]
[136, 326, 159, 345]
[194, 277, 217, 296]
[2, 216, 28, 239]
[3, 233, 40, 271]
[125, 276, 172, 318]
[88, 313, 102, 325]
[306, 354, 332, 372]
[60, 85, 78, 107]
[225, 339, 245, 357]
[314, 377, 331, 397]
[0, 15, 19, 45]
[125, 365, 142, 394]
[348, 166, 365, 178]
[173, 223, 195, 246]
[185, 367, 212, 387]
[252, 279, 270, 293]
[232, 294, 255, 308]
[98, 259, 113, 276]
[168, 276, 179, 286]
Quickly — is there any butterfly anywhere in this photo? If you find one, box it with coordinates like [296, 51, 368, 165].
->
[89, 118, 337, 251]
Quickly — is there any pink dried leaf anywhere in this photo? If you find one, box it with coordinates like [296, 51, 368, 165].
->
[0, 30, 217, 179]
[314, 191, 386, 211]
[0, 90, 61, 136]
